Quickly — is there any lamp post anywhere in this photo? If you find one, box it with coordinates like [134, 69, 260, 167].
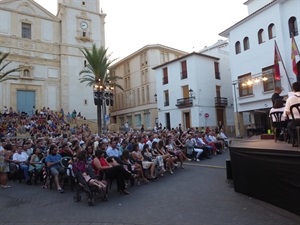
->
[94, 81, 114, 135]
[189, 88, 195, 99]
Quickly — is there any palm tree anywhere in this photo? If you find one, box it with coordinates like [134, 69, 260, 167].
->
[0, 51, 20, 82]
[79, 44, 123, 134]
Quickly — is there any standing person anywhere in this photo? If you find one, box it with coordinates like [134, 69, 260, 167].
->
[66, 112, 71, 123]
[178, 123, 183, 136]
[140, 125, 144, 133]
[0, 144, 12, 188]
[124, 122, 129, 132]
[284, 82, 300, 145]
[60, 108, 65, 122]
[218, 121, 224, 132]
[271, 87, 284, 106]
[71, 110, 77, 124]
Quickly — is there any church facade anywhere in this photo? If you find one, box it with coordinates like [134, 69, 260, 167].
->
[0, 0, 105, 119]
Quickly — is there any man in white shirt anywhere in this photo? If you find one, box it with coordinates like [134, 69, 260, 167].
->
[284, 82, 300, 145]
[12, 144, 31, 185]
[146, 134, 154, 149]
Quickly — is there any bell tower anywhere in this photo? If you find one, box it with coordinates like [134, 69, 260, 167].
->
[57, 0, 100, 14]
[57, 0, 106, 119]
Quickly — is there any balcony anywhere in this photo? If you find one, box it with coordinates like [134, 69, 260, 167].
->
[176, 97, 193, 108]
[215, 97, 228, 107]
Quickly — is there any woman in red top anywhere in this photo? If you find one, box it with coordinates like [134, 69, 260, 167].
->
[92, 149, 133, 195]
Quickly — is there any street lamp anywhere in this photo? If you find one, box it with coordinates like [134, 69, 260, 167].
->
[94, 81, 114, 134]
[189, 89, 195, 99]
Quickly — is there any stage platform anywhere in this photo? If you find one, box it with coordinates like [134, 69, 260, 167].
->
[231, 135, 300, 151]
[229, 136, 300, 217]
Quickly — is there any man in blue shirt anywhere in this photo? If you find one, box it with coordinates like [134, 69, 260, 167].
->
[45, 145, 65, 193]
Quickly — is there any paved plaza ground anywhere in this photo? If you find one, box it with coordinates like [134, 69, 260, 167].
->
[1, 136, 300, 225]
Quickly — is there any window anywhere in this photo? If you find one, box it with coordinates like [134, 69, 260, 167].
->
[262, 66, 276, 92]
[121, 93, 123, 109]
[84, 99, 88, 105]
[160, 51, 169, 63]
[124, 61, 130, 74]
[133, 90, 136, 107]
[137, 88, 140, 105]
[216, 86, 221, 98]
[238, 73, 253, 97]
[162, 67, 168, 84]
[181, 60, 187, 79]
[164, 90, 169, 106]
[146, 85, 149, 103]
[24, 69, 30, 77]
[235, 41, 241, 54]
[258, 29, 265, 44]
[141, 70, 148, 84]
[214, 62, 220, 79]
[135, 114, 142, 127]
[124, 76, 130, 90]
[22, 23, 31, 39]
[243, 37, 250, 51]
[289, 17, 298, 37]
[140, 52, 147, 67]
[142, 87, 145, 104]
[124, 77, 127, 90]
[20, 65, 33, 79]
[82, 1, 86, 6]
[129, 91, 132, 107]
[268, 23, 276, 39]
[144, 112, 150, 128]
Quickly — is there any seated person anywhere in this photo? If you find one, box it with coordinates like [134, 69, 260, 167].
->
[217, 129, 231, 147]
[155, 140, 175, 174]
[121, 150, 146, 184]
[29, 147, 43, 173]
[131, 143, 156, 179]
[45, 145, 65, 193]
[269, 99, 287, 141]
[284, 81, 300, 145]
[185, 135, 202, 161]
[92, 150, 132, 195]
[205, 131, 223, 154]
[73, 151, 106, 192]
[106, 140, 123, 165]
[12, 144, 31, 185]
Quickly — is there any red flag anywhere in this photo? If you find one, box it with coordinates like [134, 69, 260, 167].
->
[274, 41, 281, 81]
[291, 36, 300, 75]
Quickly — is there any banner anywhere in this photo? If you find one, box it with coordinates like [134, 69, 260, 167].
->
[274, 41, 282, 81]
[291, 36, 300, 76]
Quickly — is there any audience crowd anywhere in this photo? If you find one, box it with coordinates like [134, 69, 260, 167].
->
[0, 107, 230, 196]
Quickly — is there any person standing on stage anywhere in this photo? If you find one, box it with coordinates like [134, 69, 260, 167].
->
[271, 87, 284, 106]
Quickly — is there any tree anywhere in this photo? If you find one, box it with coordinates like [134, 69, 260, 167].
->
[79, 44, 123, 134]
[0, 51, 20, 82]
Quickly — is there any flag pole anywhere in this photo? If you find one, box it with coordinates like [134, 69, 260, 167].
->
[275, 40, 292, 90]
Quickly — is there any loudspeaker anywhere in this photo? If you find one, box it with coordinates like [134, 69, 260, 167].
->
[226, 159, 233, 180]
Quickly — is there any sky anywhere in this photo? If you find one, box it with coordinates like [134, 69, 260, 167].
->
[34, 0, 248, 60]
